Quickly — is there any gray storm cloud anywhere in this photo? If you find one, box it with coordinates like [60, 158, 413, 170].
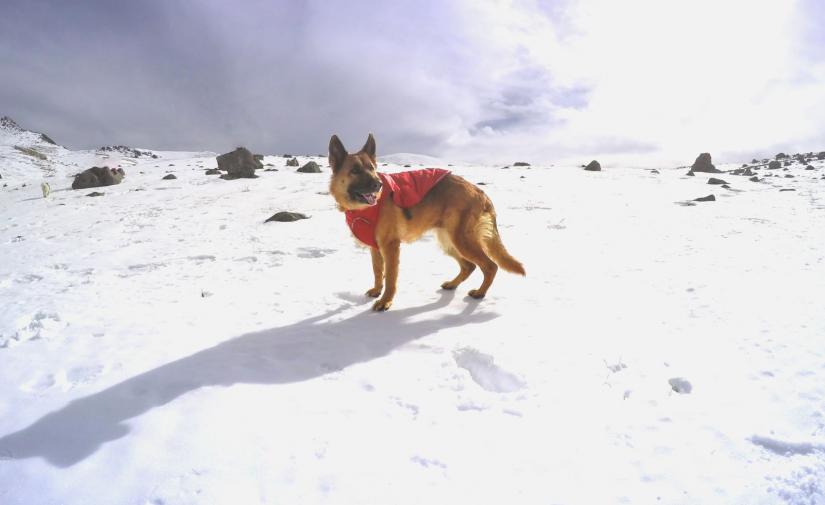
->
[1, 0, 824, 165]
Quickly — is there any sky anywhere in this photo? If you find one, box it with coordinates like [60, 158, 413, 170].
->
[1, 0, 824, 166]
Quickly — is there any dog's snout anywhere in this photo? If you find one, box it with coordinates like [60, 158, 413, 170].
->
[372, 179, 383, 192]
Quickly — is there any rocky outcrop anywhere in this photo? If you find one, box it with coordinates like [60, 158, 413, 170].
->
[216, 147, 261, 179]
[584, 160, 601, 171]
[691, 153, 721, 173]
[297, 161, 321, 173]
[72, 167, 125, 190]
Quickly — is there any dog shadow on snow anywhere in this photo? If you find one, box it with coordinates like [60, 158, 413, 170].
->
[0, 291, 496, 468]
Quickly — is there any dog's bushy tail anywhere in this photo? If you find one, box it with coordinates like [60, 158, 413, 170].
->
[478, 212, 526, 275]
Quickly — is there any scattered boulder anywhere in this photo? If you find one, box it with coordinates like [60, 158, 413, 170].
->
[86, 191, 105, 197]
[264, 168, 278, 172]
[784, 174, 794, 178]
[72, 166, 125, 190]
[805, 165, 815, 170]
[691, 153, 721, 173]
[205, 168, 221, 175]
[265, 211, 309, 222]
[513, 162, 531, 167]
[775, 153, 788, 159]
[817, 152, 825, 160]
[216, 147, 261, 179]
[297, 161, 321, 173]
[730, 166, 754, 176]
[783, 161, 792, 166]
[253, 154, 264, 162]
[751, 158, 759, 163]
[694, 194, 716, 202]
[708, 177, 727, 185]
[584, 160, 601, 171]
[286, 157, 299, 167]
[768, 160, 781, 169]
[651, 169, 660, 174]
[780, 188, 796, 192]
[669, 377, 692, 394]
[162, 174, 177, 180]
[749, 176, 760, 182]
[686, 170, 695, 176]
[282, 154, 293, 158]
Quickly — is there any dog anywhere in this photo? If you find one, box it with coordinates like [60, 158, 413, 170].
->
[40, 181, 51, 198]
[328, 133, 525, 311]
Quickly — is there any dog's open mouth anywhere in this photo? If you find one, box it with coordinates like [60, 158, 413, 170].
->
[352, 191, 379, 206]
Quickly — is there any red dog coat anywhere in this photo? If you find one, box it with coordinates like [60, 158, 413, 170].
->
[344, 168, 450, 249]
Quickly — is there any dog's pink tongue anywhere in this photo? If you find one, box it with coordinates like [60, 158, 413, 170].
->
[363, 193, 377, 205]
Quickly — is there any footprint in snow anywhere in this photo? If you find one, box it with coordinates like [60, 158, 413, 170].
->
[297, 247, 336, 258]
[453, 347, 526, 393]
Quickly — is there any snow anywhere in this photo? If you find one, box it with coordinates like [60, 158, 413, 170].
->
[1, 127, 825, 504]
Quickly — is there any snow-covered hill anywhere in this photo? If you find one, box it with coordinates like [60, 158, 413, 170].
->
[1, 125, 825, 504]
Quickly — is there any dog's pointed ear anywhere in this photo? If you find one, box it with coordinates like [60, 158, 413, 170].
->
[329, 134, 348, 172]
[361, 133, 376, 161]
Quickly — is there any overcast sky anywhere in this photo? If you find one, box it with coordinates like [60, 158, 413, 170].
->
[1, 0, 824, 165]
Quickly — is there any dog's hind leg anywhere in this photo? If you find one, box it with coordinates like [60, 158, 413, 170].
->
[437, 229, 476, 290]
[450, 222, 498, 299]
[366, 247, 383, 298]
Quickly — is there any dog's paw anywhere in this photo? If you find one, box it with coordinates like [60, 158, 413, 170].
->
[372, 298, 393, 311]
[366, 287, 383, 298]
[467, 289, 486, 300]
[440, 281, 458, 290]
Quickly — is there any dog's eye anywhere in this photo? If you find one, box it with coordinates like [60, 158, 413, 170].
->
[351, 167, 362, 175]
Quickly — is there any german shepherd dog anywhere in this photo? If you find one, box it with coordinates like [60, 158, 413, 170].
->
[328, 134, 525, 311]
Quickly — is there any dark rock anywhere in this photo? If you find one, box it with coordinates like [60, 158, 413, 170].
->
[749, 176, 760, 182]
[477, 182, 487, 185]
[707, 177, 728, 185]
[162, 174, 177, 180]
[265, 211, 309, 223]
[205, 168, 221, 175]
[286, 157, 299, 167]
[86, 191, 105, 197]
[730, 167, 754, 176]
[751, 158, 759, 163]
[403, 164, 411, 168]
[686, 170, 695, 176]
[775, 153, 788, 159]
[39, 133, 57, 145]
[669, 377, 692, 394]
[691, 153, 721, 173]
[264, 168, 278, 172]
[817, 152, 825, 160]
[513, 162, 531, 167]
[72, 166, 125, 190]
[783, 161, 791, 166]
[282, 154, 293, 158]
[651, 169, 660, 174]
[768, 160, 781, 169]
[297, 161, 321, 173]
[216, 147, 261, 179]
[98, 145, 151, 158]
[253, 154, 264, 162]
[721, 184, 731, 189]
[784, 174, 794, 178]
[584, 160, 601, 171]
[805, 165, 815, 170]
[780, 188, 796, 192]
[694, 194, 716, 202]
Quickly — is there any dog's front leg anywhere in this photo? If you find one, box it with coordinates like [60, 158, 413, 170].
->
[373, 239, 400, 311]
[366, 247, 383, 298]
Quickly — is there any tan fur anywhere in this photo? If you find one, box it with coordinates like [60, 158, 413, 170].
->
[328, 134, 525, 311]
